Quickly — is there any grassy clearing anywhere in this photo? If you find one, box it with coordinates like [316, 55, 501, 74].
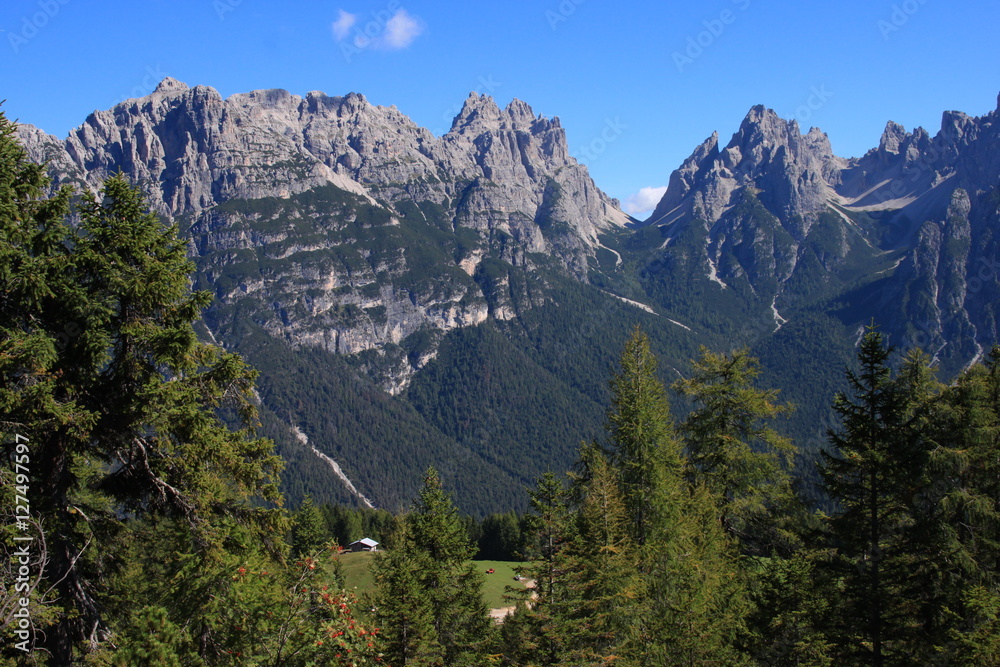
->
[475, 560, 527, 608]
[335, 550, 377, 593]
[333, 552, 527, 608]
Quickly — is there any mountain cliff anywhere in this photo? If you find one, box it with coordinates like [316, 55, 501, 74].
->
[15, 82, 1000, 513]
[18, 78, 627, 388]
[639, 97, 1000, 374]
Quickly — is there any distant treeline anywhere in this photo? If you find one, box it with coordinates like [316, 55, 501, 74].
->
[296, 499, 527, 561]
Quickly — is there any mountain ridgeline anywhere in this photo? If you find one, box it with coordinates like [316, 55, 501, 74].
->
[17, 81, 1000, 514]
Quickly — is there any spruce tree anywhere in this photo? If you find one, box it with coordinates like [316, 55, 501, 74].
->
[919, 345, 1000, 662]
[370, 517, 440, 666]
[371, 468, 491, 666]
[933, 345, 1000, 582]
[500, 471, 574, 666]
[0, 115, 283, 661]
[819, 328, 928, 665]
[291, 496, 328, 556]
[106, 606, 202, 667]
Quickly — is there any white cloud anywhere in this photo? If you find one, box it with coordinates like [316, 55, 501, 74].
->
[332, 10, 357, 40]
[381, 9, 423, 49]
[623, 186, 668, 217]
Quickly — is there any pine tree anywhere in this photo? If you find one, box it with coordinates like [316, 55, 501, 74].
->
[0, 115, 283, 662]
[674, 346, 797, 555]
[818, 328, 930, 665]
[371, 468, 491, 666]
[291, 496, 328, 556]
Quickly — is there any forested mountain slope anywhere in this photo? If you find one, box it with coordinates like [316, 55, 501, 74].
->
[17, 82, 1000, 513]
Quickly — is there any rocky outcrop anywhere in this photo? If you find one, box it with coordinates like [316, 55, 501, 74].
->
[17, 79, 629, 392]
[648, 106, 848, 237]
[648, 96, 999, 235]
[892, 189, 981, 365]
[18, 79, 626, 264]
[641, 95, 1000, 372]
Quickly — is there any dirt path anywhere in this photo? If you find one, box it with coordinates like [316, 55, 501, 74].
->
[489, 580, 535, 623]
[489, 605, 517, 622]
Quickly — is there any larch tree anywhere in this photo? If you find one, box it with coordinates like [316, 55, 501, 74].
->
[674, 346, 797, 555]
[604, 327, 749, 665]
[605, 326, 684, 547]
[561, 443, 636, 664]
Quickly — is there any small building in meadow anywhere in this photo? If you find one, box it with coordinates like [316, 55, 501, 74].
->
[348, 538, 379, 552]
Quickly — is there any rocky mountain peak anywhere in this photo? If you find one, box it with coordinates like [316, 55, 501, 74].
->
[154, 77, 189, 94]
[692, 131, 721, 162]
[338, 91, 369, 116]
[729, 105, 797, 152]
[878, 121, 909, 154]
[19, 78, 627, 298]
[941, 109, 976, 147]
[648, 132, 720, 223]
[648, 104, 845, 229]
[449, 92, 503, 133]
[504, 98, 536, 129]
[803, 126, 835, 159]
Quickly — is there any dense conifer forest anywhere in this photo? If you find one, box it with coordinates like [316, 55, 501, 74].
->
[4, 108, 1000, 666]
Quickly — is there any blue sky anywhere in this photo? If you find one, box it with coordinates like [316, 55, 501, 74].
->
[2, 0, 998, 217]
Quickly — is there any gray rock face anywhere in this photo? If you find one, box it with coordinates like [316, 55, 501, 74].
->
[650, 99, 1000, 232]
[893, 189, 980, 365]
[645, 96, 1000, 373]
[16, 79, 628, 392]
[648, 106, 848, 236]
[19, 81, 626, 254]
